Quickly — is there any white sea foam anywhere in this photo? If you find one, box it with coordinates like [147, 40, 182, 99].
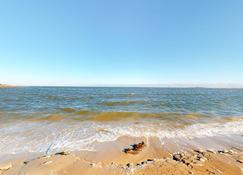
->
[0, 120, 243, 156]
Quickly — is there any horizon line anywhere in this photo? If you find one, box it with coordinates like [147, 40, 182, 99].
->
[7, 83, 243, 89]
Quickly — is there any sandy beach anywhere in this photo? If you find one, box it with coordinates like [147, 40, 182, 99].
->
[1, 136, 243, 175]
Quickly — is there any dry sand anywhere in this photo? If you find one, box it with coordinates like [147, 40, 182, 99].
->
[0, 136, 242, 175]
[0, 84, 14, 88]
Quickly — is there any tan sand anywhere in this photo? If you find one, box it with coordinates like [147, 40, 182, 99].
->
[0, 136, 242, 175]
[0, 84, 14, 88]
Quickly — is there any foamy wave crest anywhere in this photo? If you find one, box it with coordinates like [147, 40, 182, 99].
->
[0, 120, 243, 156]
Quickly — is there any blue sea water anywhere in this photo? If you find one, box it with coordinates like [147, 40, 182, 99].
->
[0, 87, 243, 117]
[0, 87, 243, 156]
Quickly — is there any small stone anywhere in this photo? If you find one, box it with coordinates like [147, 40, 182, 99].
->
[142, 161, 147, 165]
[200, 157, 207, 162]
[236, 159, 243, 163]
[173, 153, 183, 161]
[218, 150, 225, 154]
[218, 150, 234, 155]
[126, 163, 131, 168]
[90, 163, 95, 167]
[55, 151, 69, 155]
[185, 162, 191, 166]
[194, 149, 204, 154]
[197, 154, 204, 159]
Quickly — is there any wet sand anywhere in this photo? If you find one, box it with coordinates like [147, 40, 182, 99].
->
[1, 136, 242, 175]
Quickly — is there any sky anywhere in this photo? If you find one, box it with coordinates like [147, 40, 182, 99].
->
[0, 0, 243, 86]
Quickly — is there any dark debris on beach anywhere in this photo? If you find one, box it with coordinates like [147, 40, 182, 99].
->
[123, 141, 145, 154]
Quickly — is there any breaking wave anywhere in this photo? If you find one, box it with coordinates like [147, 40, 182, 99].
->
[0, 117, 243, 156]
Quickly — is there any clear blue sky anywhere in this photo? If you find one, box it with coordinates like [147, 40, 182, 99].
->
[0, 0, 243, 86]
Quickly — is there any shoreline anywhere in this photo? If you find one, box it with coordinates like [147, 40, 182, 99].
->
[1, 87, 243, 174]
[1, 136, 242, 175]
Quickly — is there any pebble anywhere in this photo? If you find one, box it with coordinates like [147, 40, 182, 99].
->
[173, 153, 183, 161]
[147, 159, 154, 162]
[195, 154, 207, 162]
[141, 161, 147, 165]
[236, 159, 243, 163]
[218, 150, 234, 155]
[90, 163, 95, 167]
[194, 149, 204, 155]
[126, 163, 131, 168]
[55, 151, 69, 156]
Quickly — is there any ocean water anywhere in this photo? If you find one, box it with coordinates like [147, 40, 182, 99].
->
[0, 87, 243, 156]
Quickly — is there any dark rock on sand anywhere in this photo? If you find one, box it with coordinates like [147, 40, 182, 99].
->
[123, 141, 145, 154]
[172, 151, 209, 168]
[147, 159, 154, 162]
[218, 150, 234, 155]
[173, 153, 184, 162]
[55, 151, 69, 156]
[126, 163, 131, 168]
[194, 149, 204, 155]
[236, 159, 243, 163]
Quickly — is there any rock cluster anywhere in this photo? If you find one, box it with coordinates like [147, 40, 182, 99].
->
[172, 149, 208, 168]
[123, 141, 145, 154]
